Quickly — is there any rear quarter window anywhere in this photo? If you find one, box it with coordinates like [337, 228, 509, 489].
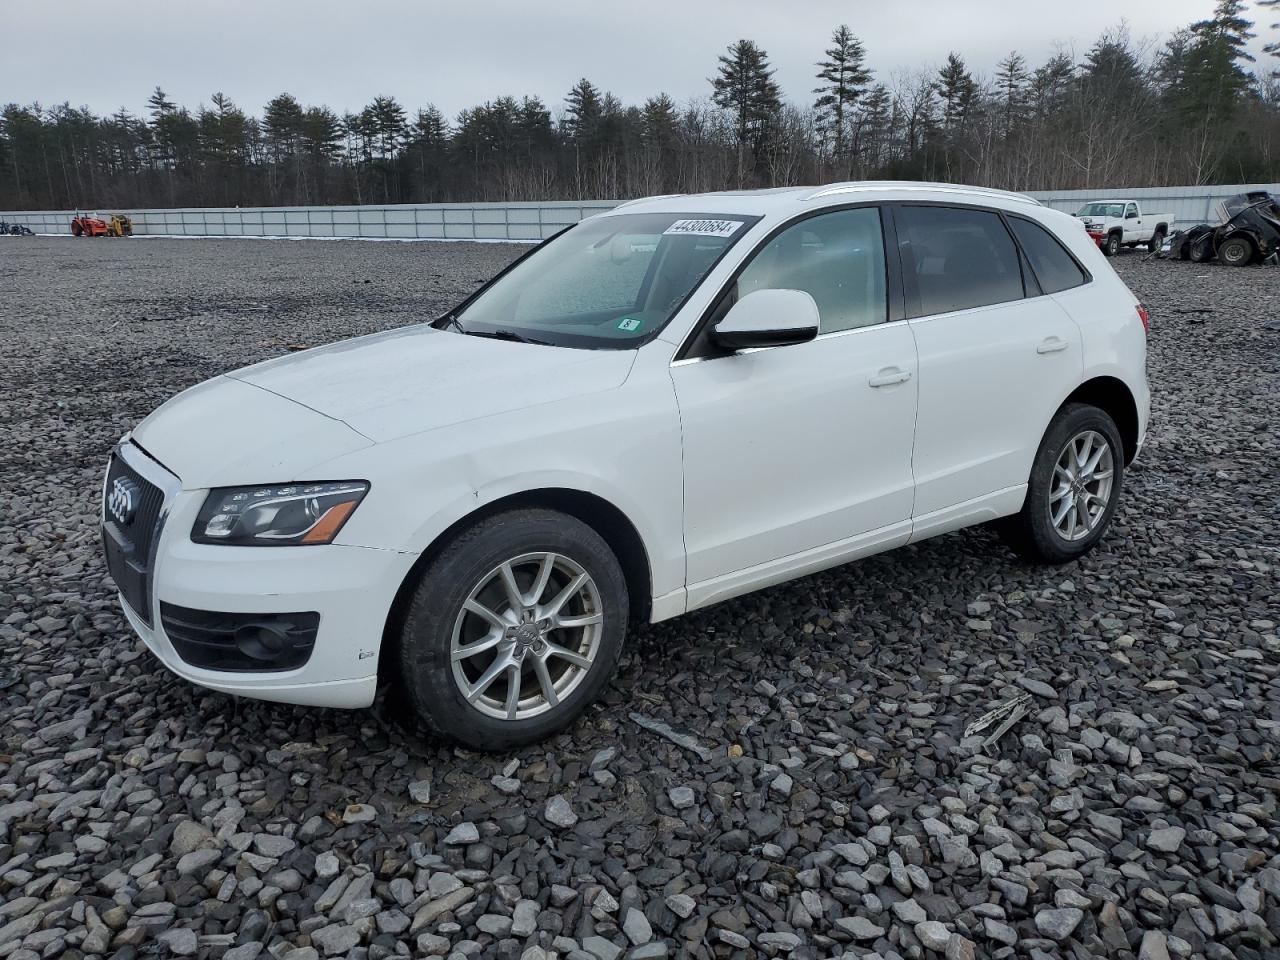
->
[1009, 216, 1088, 294]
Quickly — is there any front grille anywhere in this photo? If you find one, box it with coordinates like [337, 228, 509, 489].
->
[102, 451, 166, 624]
[160, 603, 320, 672]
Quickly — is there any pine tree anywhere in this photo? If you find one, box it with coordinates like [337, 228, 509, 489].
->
[1180, 1, 1255, 114]
[146, 87, 175, 121]
[642, 93, 678, 145]
[711, 39, 781, 185]
[933, 53, 977, 131]
[813, 25, 871, 160]
[1030, 53, 1074, 118]
[1170, 2, 1255, 182]
[563, 79, 602, 140]
[301, 107, 342, 161]
[1081, 32, 1148, 105]
[994, 52, 1030, 137]
[364, 95, 406, 161]
[264, 94, 304, 155]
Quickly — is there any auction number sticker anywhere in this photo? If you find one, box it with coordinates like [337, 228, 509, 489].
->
[663, 219, 744, 238]
[617, 317, 642, 332]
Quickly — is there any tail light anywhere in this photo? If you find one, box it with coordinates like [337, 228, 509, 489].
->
[1136, 303, 1150, 335]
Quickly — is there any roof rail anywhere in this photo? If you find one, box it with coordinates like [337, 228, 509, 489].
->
[805, 181, 1041, 206]
[611, 194, 685, 210]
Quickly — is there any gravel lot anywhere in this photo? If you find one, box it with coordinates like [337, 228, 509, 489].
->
[1, 235, 1277, 960]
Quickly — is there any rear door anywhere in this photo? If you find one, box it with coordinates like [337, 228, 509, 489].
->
[895, 204, 1084, 536]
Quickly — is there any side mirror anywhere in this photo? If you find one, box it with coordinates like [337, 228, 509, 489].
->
[1125, 211, 1138, 219]
[712, 288, 820, 351]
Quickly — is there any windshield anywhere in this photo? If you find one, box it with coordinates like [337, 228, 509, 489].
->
[453, 212, 759, 349]
[1075, 203, 1125, 218]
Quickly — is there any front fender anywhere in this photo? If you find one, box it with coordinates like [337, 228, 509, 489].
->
[313, 374, 687, 605]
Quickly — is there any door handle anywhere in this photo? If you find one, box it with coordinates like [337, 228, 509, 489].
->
[869, 367, 912, 387]
[1037, 336, 1069, 355]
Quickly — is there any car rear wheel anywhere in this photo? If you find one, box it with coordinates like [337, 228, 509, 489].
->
[1189, 237, 1214, 262]
[1218, 236, 1253, 267]
[397, 508, 628, 750]
[1147, 228, 1166, 253]
[998, 403, 1125, 564]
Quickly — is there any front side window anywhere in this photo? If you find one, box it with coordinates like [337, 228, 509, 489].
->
[1008, 216, 1087, 294]
[732, 207, 887, 334]
[1125, 203, 1138, 218]
[455, 212, 757, 349]
[898, 205, 1024, 317]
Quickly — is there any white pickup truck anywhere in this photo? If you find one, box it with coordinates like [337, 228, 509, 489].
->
[1074, 201, 1174, 257]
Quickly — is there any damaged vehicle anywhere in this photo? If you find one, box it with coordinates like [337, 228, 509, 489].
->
[1159, 192, 1280, 266]
[101, 182, 1150, 749]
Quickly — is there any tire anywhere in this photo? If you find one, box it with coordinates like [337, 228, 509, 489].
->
[1188, 237, 1214, 263]
[1103, 232, 1121, 257]
[998, 403, 1125, 564]
[1218, 236, 1253, 267]
[397, 508, 628, 750]
[1147, 228, 1166, 254]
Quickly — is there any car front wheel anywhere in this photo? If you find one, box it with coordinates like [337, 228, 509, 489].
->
[999, 403, 1125, 564]
[1104, 233, 1121, 256]
[397, 508, 628, 750]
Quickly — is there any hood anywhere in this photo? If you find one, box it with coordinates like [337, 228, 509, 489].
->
[132, 377, 373, 489]
[224, 324, 636, 442]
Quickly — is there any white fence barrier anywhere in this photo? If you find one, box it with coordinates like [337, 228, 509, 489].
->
[3, 184, 1277, 241]
[0, 201, 617, 241]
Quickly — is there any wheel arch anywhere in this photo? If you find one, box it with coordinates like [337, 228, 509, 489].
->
[1060, 376, 1140, 465]
[378, 487, 654, 686]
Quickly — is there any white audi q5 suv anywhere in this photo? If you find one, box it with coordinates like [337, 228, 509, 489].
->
[102, 182, 1150, 748]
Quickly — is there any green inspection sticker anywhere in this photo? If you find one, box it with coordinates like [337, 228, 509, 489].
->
[616, 317, 642, 332]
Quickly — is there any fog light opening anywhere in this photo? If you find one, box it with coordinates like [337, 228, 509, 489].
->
[234, 623, 292, 663]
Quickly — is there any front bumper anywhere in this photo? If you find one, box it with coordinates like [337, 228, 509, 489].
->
[106, 443, 415, 709]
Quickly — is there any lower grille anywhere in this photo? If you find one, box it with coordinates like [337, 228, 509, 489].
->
[102, 452, 166, 624]
[160, 603, 320, 672]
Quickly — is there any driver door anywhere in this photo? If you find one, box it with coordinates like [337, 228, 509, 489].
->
[1123, 203, 1141, 243]
[670, 207, 918, 608]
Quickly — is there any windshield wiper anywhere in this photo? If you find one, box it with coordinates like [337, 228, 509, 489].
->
[466, 328, 554, 346]
[434, 314, 466, 334]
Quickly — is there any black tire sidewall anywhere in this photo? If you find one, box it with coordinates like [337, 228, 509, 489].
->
[1105, 234, 1121, 256]
[1220, 238, 1251, 266]
[398, 509, 628, 750]
[1147, 230, 1165, 253]
[1014, 404, 1125, 563]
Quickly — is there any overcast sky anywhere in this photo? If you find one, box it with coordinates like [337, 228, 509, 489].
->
[3, 0, 1270, 121]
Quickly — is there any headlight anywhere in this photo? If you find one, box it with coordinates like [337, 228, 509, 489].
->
[192, 481, 369, 546]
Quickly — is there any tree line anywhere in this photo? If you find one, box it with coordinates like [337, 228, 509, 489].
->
[2, 0, 1278, 211]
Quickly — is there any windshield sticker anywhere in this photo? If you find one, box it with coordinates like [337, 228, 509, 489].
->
[616, 317, 642, 332]
[663, 219, 744, 238]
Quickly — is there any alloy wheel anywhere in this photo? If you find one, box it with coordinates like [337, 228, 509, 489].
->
[1048, 430, 1115, 542]
[450, 552, 604, 721]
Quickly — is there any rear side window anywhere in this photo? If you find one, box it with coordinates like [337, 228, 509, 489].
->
[898, 206, 1024, 316]
[1008, 217, 1087, 294]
